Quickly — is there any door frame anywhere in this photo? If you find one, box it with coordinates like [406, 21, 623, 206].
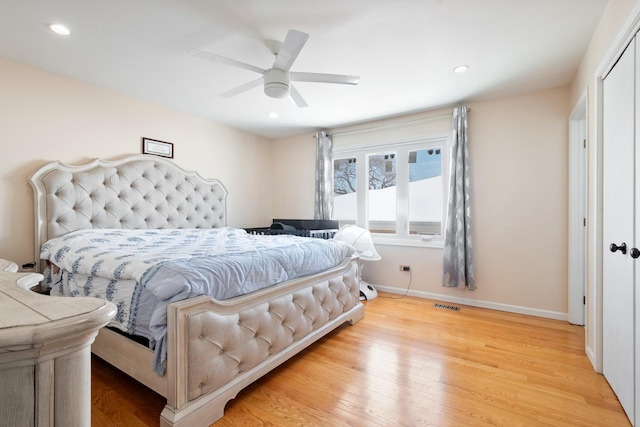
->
[568, 90, 587, 326]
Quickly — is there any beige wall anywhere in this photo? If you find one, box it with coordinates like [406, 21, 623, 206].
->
[0, 58, 273, 268]
[465, 87, 569, 313]
[272, 87, 570, 317]
[271, 133, 317, 219]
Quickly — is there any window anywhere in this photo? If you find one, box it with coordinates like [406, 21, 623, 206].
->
[368, 152, 397, 234]
[333, 134, 448, 246]
[333, 157, 357, 224]
[408, 147, 443, 235]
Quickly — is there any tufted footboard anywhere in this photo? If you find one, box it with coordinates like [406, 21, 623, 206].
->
[159, 256, 364, 427]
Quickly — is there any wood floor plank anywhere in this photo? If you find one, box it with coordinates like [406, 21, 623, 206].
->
[91, 294, 630, 426]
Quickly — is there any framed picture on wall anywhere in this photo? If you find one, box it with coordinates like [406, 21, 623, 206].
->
[142, 137, 173, 158]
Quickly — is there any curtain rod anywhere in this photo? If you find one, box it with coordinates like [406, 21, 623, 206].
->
[324, 107, 470, 138]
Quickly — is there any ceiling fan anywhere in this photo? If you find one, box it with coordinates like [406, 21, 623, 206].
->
[189, 29, 359, 108]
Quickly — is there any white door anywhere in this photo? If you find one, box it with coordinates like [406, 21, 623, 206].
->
[634, 35, 640, 424]
[603, 38, 636, 423]
[568, 99, 587, 326]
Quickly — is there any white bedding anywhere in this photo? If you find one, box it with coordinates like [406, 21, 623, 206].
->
[40, 227, 354, 373]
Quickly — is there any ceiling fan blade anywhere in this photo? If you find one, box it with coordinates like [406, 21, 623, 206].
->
[273, 30, 309, 71]
[289, 85, 308, 108]
[220, 78, 263, 98]
[290, 72, 359, 85]
[189, 48, 265, 75]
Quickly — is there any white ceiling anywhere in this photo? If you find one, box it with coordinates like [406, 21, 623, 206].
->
[0, 0, 609, 139]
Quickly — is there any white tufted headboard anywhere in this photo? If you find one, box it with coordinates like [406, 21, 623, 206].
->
[29, 155, 227, 272]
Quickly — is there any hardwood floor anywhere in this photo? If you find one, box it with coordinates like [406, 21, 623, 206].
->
[91, 294, 629, 426]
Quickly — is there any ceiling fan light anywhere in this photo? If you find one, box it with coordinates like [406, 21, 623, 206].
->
[264, 68, 290, 99]
[264, 82, 289, 98]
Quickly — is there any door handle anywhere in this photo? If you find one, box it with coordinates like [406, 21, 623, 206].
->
[610, 242, 627, 254]
[632, 248, 640, 259]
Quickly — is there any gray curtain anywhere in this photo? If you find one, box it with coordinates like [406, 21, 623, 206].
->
[314, 131, 333, 220]
[443, 106, 476, 290]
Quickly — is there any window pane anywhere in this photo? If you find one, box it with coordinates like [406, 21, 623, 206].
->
[333, 157, 357, 223]
[409, 148, 442, 234]
[368, 152, 396, 233]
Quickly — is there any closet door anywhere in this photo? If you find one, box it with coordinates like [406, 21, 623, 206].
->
[603, 37, 636, 423]
[635, 36, 640, 424]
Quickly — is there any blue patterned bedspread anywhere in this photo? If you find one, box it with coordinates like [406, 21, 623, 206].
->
[40, 227, 353, 374]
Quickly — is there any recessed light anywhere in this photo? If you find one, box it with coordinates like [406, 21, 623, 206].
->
[269, 112, 279, 119]
[49, 24, 71, 36]
[453, 65, 469, 74]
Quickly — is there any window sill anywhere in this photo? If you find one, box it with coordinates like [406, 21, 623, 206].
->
[372, 235, 444, 249]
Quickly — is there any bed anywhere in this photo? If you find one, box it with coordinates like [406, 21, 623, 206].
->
[29, 154, 364, 427]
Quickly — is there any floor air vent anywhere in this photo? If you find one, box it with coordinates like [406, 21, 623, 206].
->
[434, 303, 460, 311]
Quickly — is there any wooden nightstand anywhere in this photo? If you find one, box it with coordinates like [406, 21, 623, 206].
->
[0, 259, 116, 426]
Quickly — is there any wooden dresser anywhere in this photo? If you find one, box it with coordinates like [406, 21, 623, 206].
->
[0, 259, 116, 427]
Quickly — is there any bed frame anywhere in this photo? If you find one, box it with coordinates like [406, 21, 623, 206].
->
[29, 155, 364, 426]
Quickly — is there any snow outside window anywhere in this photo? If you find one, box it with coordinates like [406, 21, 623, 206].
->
[332, 134, 448, 247]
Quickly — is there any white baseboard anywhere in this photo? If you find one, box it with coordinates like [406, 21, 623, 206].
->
[585, 345, 601, 373]
[374, 285, 568, 321]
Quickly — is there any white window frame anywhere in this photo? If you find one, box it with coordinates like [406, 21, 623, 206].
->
[333, 133, 449, 248]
